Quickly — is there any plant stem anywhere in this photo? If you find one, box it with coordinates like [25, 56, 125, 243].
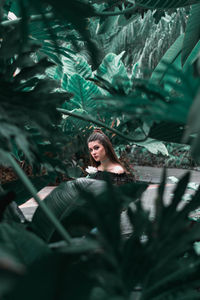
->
[57, 108, 148, 142]
[6, 153, 72, 245]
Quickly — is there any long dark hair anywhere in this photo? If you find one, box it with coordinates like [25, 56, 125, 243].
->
[87, 128, 124, 169]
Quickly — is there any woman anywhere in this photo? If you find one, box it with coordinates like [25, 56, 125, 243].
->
[86, 129, 135, 185]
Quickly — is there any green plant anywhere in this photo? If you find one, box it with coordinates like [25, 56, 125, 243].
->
[2, 1, 200, 299]
[1, 172, 200, 299]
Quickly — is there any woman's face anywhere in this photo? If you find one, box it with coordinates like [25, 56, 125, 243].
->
[88, 140, 107, 162]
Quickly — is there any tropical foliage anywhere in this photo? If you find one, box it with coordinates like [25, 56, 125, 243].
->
[1, 0, 200, 299]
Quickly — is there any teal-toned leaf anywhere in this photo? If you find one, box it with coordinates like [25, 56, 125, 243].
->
[47, 65, 63, 81]
[151, 34, 184, 83]
[60, 73, 67, 91]
[182, 3, 200, 66]
[183, 40, 200, 71]
[31, 178, 106, 241]
[61, 108, 92, 135]
[42, 43, 73, 60]
[33, 0, 99, 68]
[97, 15, 119, 35]
[66, 74, 100, 111]
[42, 50, 62, 67]
[95, 52, 129, 84]
[61, 56, 93, 89]
[135, 138, 169, 156]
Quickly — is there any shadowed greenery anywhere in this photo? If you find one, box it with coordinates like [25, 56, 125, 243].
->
[1, 0, 200, 299]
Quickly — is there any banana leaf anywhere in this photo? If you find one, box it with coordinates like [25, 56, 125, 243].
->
[31, 178, 106, 242]
[182, 3, 200, 66]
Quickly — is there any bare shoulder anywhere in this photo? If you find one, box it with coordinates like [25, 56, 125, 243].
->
[111, 164, 125, 174]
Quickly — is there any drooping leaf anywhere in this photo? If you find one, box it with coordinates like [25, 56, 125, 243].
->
[95, 69, 194, 127]
[65, 74, 100, 111]
[31, 178, 106, 241]
[60, 72, 102, 136]
[183, 40, 200, 70]
[95, 52, 130, 88]
[151, 34, 184, 83]
[62, 56, 93, 83]
[135, 138, 169, 156]
[182, 3, 200, 65]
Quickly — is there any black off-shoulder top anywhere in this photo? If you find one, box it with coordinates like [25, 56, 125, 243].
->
[91, 171, 135, 186]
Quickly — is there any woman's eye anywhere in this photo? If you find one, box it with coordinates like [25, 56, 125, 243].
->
[94, 146, 99, 150]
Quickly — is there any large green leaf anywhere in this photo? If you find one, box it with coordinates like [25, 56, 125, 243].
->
[63, 56, 92, 80]
[182, 3, 200, 66]
[95, 72, 193, 126]
[31, 178, 106, 242]
[93, 8, 187, 81]
[151, 34, 184, 83]
[3, 165, 200, 299]
[122, 171, 200, 298]
[66, 74, 100, 111]
[95, 52, 130, 89]
[135, 138, 169, 156]
[29, 21, 74, 63]
[60, 72, 101, 136]
[58, 56, 93, 90]
[183, 40, 200, 70]
[97, 14, 119, 35]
